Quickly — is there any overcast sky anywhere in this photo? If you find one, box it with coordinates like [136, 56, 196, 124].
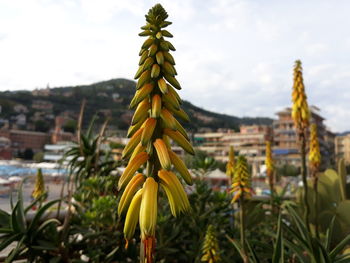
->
[1, 0, 350, 132]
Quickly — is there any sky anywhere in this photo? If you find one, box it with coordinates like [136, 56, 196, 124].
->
[0, 0, 350, 132]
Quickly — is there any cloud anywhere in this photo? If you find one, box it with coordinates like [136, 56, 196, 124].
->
[0, 0, 350, 132]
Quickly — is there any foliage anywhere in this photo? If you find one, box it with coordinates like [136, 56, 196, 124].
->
[62, 119, 77, 133]
[186, 150, 220, 177]
[156, 178, 236, 262]
[34, 120, 50, 132]
[23, 148, 34, 160]
[297, 167, 350, 243]
[276, 164, 300, 177]
[281, 204, 350, 263]
[109, 141, 125, 149]
[63, 112, 121, 187]
[0, 182, 61, 262]
[0, 78, 272, 132]
[33, 151, 44, 162]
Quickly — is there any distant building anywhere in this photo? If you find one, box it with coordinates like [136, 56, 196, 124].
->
[194, 125, 272, 176]
[0, 119, 9, 129]
[0, 129, 50, 153]
[32, 100, 53, 111]
[62, 91, 73, 97]
[14, 104, 29, 113]
[273, 106, 334, 168]
[51, 116, 76, 144]
[97, 92, 108, 97]
[335, 132, 350, 164]
[43, 143, 73, 162]
[15, 114, 26, 126]
[32, 87, 51, 97]
[0, 137, 12, 160]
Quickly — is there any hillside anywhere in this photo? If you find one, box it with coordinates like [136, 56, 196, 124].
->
[0, 78, 272, 133]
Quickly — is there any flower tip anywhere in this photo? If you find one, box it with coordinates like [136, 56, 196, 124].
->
[125, 239, 129, 250]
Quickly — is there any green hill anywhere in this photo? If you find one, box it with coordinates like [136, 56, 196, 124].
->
[0, 78, 272, 133]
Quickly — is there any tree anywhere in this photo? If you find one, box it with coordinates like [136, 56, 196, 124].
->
[33, 151, 44, 162]
[35, 120, 50, 132]
[63, 119, 77, 133]
[23, 148, 34, 160]
[276, 164, 300, 177]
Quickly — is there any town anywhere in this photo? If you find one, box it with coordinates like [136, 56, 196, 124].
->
[0, 85, 346, 176]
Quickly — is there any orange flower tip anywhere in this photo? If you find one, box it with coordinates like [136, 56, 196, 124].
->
[143, 236, 156, 263]
[125, 239, 129, 250]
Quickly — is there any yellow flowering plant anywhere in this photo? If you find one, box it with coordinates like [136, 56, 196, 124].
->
[118, 4, 194, 262]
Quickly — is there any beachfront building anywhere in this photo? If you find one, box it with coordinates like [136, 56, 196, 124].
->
[0, 129, 50, 155]
[0, 137, 12, 160]
[194, 125, 272, 176]
[273, 106, 335, 168]
[51, 116, 76, 144]
[43, 143, 74, 162]
[335, 132, 350, 164]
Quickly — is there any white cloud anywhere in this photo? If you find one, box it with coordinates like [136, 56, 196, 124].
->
[0, 0, 350, 132]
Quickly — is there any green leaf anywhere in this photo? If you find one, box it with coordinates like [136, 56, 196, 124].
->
[0, 234, 21, 252]
[9, 189, 14, 210]
[31, 245, 57, 251]
[282, 238, 308, 262]
[246, 239, 259, 263]
[86, 114, 98, 139]
[285, 204, 310, 244]
[334, 254, 350, 263]
[272, 214, 284, 263]
[10, 202, 21, 233]
[105, 246, 120, 260]
[325, 216, 336, 251]
[5, 235, 25, 263]
[0, 209, 10, 227]
[226, 234, 245, 260]
[329, 233, 350, 259]
[313, 238, 331, 263]
[0, 228, 13, 234]
[283, 223, 309, 251]
[27, 200, 60, 235]
[49, 257, 62, 263]
[24, 194, 47, 214]
[33, 218, 61, 239]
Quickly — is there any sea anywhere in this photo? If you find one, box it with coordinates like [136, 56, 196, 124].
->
[0, 161, 69, 210]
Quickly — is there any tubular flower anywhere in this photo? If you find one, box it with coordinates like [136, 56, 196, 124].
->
[309, 124, 321, 172]
[201, 225, 221, 263]
[231, 156, 252, 203]
[226, 146, 235, 179]
[158, 170, 191, 216]
[124, 189, 143, 248]
[32, 168, 46, 200]
[291, 60, 310, 135]
[120, 4, 194, 262]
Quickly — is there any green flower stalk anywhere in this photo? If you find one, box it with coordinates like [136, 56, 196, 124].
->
[201, 225, 220, 263]
[291, 60, 311, 231]
[265, 141, 274, 204]
[118, 4, 194, 262]
[226, 146, 235, 184]
[309, 123, 321, 237]
[231, 156, 252, 262]
[32, 168, 46, 206]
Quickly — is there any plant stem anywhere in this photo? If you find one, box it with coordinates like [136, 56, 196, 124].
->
[268, 170, 274, 212]
[240, 194, 248, 263]
[313, 175, 319, 238]
[300, 132, 311, 232]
